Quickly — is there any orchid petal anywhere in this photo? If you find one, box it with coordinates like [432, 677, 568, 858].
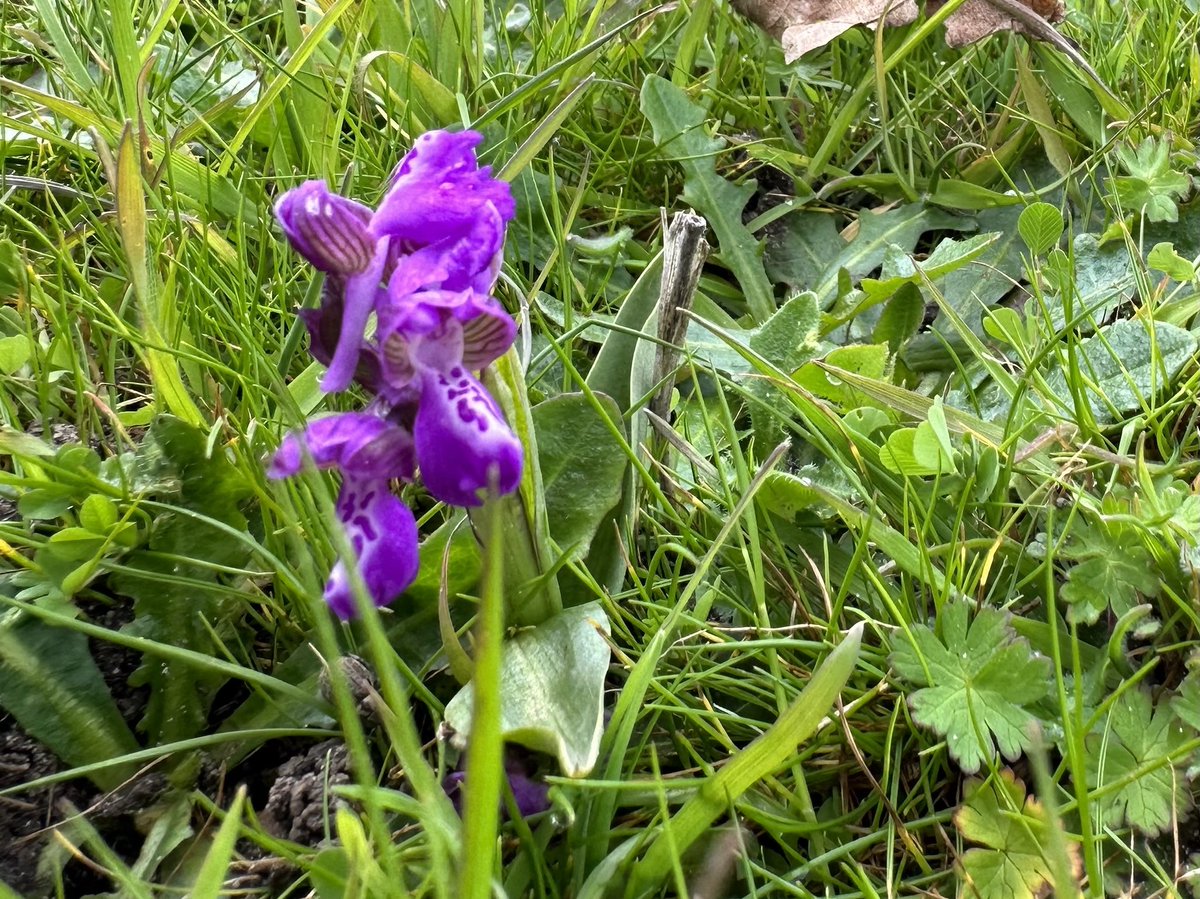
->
[321, 248, 389, 393]
[374, 131, 515, 245]
[275, 181, 376, 274]
[324, 478, 418, 619]
[301, 281, 384, 394]
[414, 366, 522, 506]
[457, 294, 516, 370]
[269, 413, 414, 481]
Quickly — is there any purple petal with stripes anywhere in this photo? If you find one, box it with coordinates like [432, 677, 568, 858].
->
[276, 181, 376, 274]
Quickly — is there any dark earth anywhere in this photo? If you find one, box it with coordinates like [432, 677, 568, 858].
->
[0, 596, 342, 896]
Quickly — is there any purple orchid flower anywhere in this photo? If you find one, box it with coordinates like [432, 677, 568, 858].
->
[275, 130, 515, 395]
[269, 413, 419, 619]
[443, 751, 551, 820]
[271, 129, 524, 618]
[377, 289, 522, 506]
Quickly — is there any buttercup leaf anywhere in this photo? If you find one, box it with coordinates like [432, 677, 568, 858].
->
[1086, 687, 1193, 834]
[956, 769, 1080, 899]
[890, 601, 1051, 773]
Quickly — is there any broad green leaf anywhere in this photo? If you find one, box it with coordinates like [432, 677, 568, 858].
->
[904, 206, 1027, 370]
[586, 253, 664, 411]
[1017, 202, 1064, 257]
[406, 513, 483, 605]
[443, 603, 611, 777]
[792, 344, 888, 405]
[880, 425, 956, 477]
[629, 623, 863, 896]
[756, 461, 856, 522]
[639, 75, 774, 321]
[1086, 687, 1193, 834]
[873, 282, 925, 352]
[744, 292, 824, 445]
[0, 335, 30, 374]
[533, 393, 627, 563]
[1147, 242, 1197, 283]
[0, 428, 54, 458]
[890, 601, 1050, 773]
[812, 203, 969, 306]
[80, 494, 119, 533]
[1044, 319, 1197, 423]
[747, 291, 820, 371]
[0, 238, 23, 297]
[582, 256, 666, 599]
[1041, 233, 1135, 329]
[0, 610, 140, 790]
[956, 769, 1078, 899]
[764, 212, 844, 291]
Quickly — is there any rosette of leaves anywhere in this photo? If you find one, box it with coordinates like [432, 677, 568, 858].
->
[890, 601, 1052, 773]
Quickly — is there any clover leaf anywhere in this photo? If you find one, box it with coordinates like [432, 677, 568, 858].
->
[890, 601, 1051, 773]
[956, 769, 1079, 899]
[1086, 687, 1194, 835]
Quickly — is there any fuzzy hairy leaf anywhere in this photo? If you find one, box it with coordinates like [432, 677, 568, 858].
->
[1044, 319, 1197, 423]
[890, 601, 1051, 773]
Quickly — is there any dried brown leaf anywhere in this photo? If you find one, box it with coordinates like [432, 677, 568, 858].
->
[731, 0, 1067, 61]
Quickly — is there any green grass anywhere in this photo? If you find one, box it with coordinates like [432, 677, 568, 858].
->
[2, 0, 1200, 895]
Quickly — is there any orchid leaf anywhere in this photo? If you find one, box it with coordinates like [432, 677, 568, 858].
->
[533, 392, 627, 563]
[0, 608, 140, 791]
[443, 602, 611, 777]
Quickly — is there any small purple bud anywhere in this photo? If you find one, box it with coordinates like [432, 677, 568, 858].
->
[443, 756, 550, 819]
[276, 181, 377, 274]
[414, 366, 522, 506]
